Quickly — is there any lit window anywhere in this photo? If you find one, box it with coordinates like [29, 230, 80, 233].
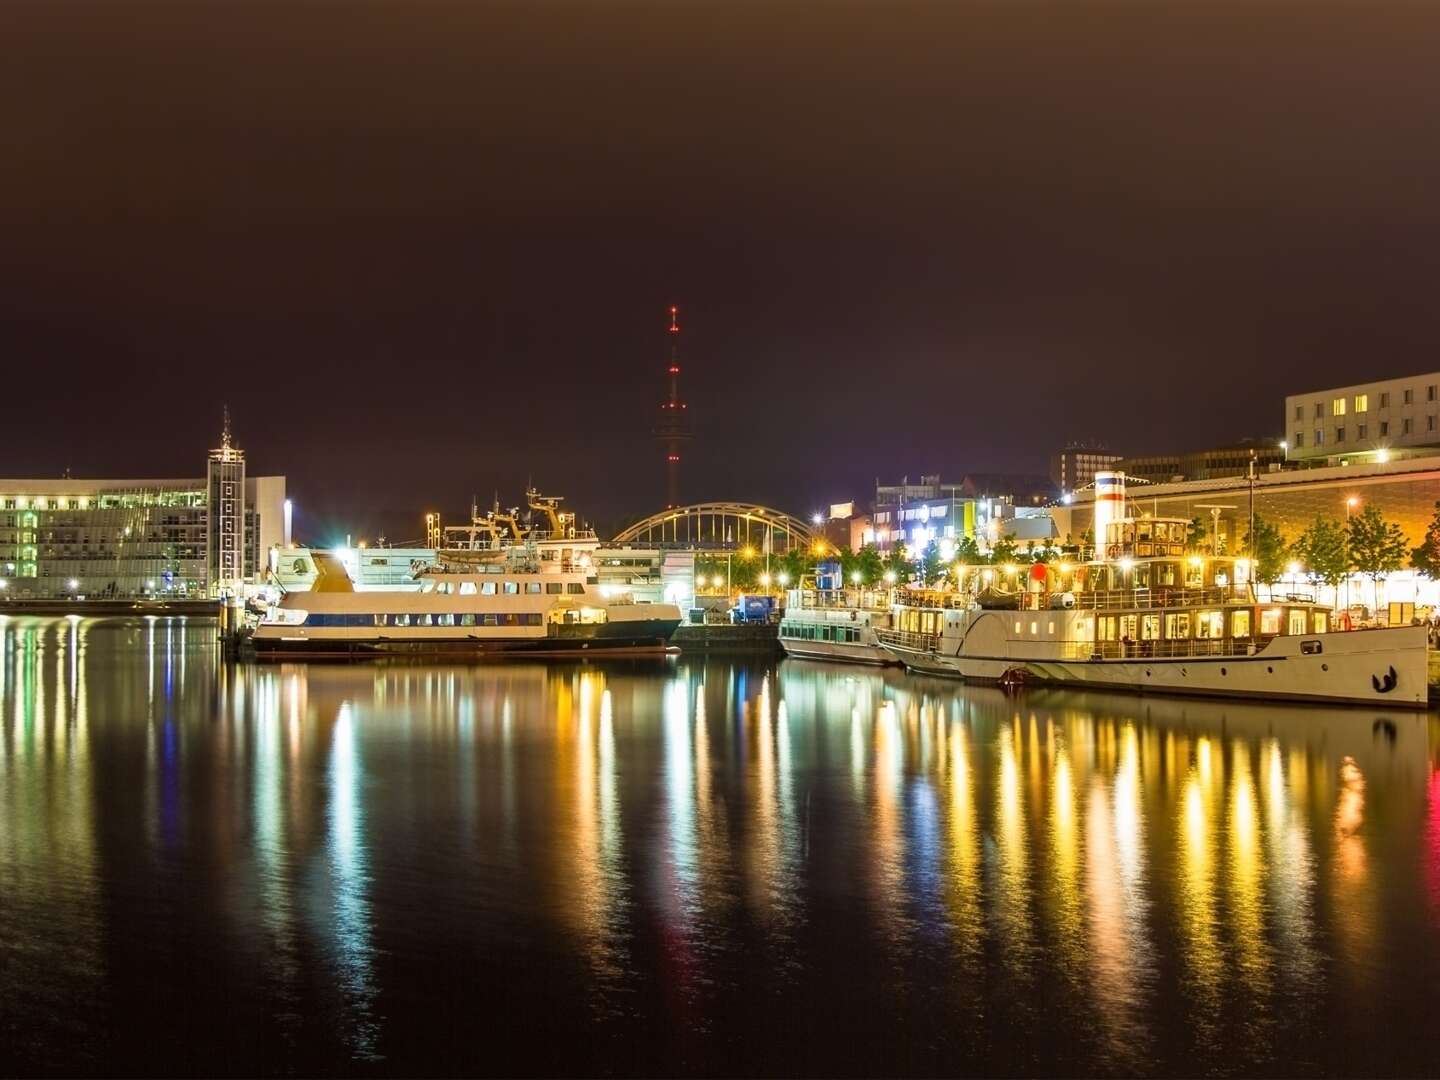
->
[1354, 394, 1368, 412]
[1260, 608, 1283, 635]
[503, 581, 519, 595]
[1232, 610, 1251, 638]
[1332, 397, 1346, 416]
[459, 581, 477, 595]
[481, 581, 497, 595]
[1014, 620, 1022, 633]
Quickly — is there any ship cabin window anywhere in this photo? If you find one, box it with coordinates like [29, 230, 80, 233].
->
[460, 613, 476, 626]
[1232, 610, 1250, 638]
[1195, 611, 1223, 638]
[459, 581, 478, 595]
[1014, 620, 1022, 634]
[1152, 562, 1177, 587]
[503, 581, 519, 595]
[373, 614, 386, 627]
[480, 581, 497, 595]
[436, 582, 452, 595]
[1259, 608, 1283, 636]
[1141, 614, 1160, 640]
[1120, 614, 1138, 640]
[566, 583, 586, 594]
[545, 582, 564, 594]
[526, 582, 543, 594]
[417, 614, 433, 626]
[1314, 611, 1328, 633]
[437, 614, 455, 626]
[1164, 613, 1190, 639]
[1185, 560, 1205, 587]
[420, 580, 437, 593]
[483, 614, 499, 626]
[1288, 609, 1307, 636]
[392, 614, 410, 626]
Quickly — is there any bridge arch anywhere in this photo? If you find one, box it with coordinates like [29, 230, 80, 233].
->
[612, 502, 817, 551]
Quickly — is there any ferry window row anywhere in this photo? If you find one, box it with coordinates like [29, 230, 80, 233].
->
[425, 580, 584, 596]
[781, 623, 863, 644]
[302, 612, 545, 627]
[1093, 607, 1322, 642]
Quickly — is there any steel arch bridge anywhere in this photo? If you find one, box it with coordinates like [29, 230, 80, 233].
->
[612, 502, 817, 551]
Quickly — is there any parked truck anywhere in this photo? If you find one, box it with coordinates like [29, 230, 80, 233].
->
[729, 594, 777, 624]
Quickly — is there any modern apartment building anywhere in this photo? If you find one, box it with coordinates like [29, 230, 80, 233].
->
[1285, 372, 1440, 462]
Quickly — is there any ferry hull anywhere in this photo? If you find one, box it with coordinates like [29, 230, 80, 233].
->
[884, 626, 1428, 708]
[250, 618, 681, 661]
[779, 639, 897, 666]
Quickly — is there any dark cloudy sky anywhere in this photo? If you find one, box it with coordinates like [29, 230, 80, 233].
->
[4, 2, 1440, 541]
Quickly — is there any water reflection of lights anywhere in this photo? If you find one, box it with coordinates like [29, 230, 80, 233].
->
[1177, 738, 1221, 1033]
[1228, 744, 1270, 1002]
[994, 720, 1033, 977]
[327, 702, 379, 1059]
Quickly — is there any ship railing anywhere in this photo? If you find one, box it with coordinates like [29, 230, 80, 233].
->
[793, 588, 891, 612]
[874, 628, 940, 653]
[1054, 637, 1254, 661]
[893, 590, 973, 610]
[1067, 586, 1249, 612]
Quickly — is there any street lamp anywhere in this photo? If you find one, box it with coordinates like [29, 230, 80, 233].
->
[1280, 439, 1288, 462]
[777, 572, 789, 587]
[812, 512, 824, 526]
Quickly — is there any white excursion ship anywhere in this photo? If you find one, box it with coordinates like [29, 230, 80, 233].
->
[877, 504, 1427, 708]
[250, 540, 682, 661]
[778, 581, 898, 666]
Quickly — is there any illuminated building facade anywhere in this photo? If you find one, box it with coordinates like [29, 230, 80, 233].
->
[1286, 371, 1440, 463]
[0, 428, 284, 599]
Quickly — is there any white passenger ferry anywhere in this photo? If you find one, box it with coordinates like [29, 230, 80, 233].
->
[778, 582, 898, 666]
[878, 513, 1427, 708]
[250, 542, 682, 660]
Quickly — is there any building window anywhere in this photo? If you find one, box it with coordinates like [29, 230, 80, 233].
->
[1294, 431, 1304, 448]
[1380, 420, 1389, 436]
[1332, 398, 1346, 416]
[1315, 402, 1324, 418]
[1404, 418, 1414, 434]
[1405, 388, 1414, 404]
[1380, 391, 1390, 408]
[1336, 427, 1345, 442]
[1431, 386, 1437, 402]
[1354, 394, 1368, 412]
[1430, 415, 1436, 432]
[1315, 429, 1324, 445]
[1294, 405, 1303, 420]
[1358, 423, 1367, 439]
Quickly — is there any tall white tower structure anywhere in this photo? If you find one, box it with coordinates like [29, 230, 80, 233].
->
[207, 407, 247, 595]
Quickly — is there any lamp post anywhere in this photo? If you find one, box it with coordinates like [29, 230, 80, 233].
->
[1345, 496, 1359, 615]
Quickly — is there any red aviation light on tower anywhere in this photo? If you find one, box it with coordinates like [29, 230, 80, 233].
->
[669, 305, 680, 333]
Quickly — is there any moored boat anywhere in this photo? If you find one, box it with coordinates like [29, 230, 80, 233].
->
[249, 544, 681, 660]
[878, 512, 1428, 708]
[778, 582, 898, 666]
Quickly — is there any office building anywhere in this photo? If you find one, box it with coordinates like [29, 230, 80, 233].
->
[0, 425, 284, 599]
[1285, 372, 1440, 463]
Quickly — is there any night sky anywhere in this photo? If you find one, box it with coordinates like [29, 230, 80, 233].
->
[5, 2, 1440, 542]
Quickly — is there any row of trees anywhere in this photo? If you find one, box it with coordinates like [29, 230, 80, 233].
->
[698, 502, 1439, 598]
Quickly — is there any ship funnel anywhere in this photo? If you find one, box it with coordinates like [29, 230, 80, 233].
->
[1093, 471, 1126, 561]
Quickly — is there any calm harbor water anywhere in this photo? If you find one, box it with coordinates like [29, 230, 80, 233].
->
[3, 616, 1440, 1076]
